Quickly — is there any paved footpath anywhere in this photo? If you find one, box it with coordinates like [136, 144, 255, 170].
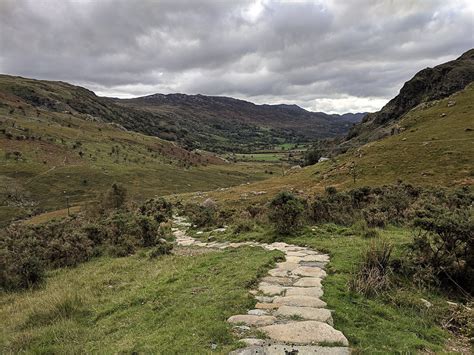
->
[173, 216, 350, 355]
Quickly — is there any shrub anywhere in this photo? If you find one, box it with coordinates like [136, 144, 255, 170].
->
[408, 206, 473, 294]
[268, 192, 305, 235]
[350, 238, 393, 296]
[138, 197, 173, 223]
[184, 201, 218, 227]
[101, 183, 127, 210]
[149, 240, 174, 258]
[233, 218, 255, 233]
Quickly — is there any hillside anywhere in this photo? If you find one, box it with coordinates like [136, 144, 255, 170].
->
[0, 85, 281, 225]
[0, 75, 362, 154]
[195, 82, 473, 206]
[116, 94, 363, 152]
[346, 49, 474, 144]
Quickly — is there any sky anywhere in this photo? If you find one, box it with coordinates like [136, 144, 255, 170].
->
[0, 1, 473, 114]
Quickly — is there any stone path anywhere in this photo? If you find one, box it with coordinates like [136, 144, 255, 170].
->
[173, 216, 350, 354]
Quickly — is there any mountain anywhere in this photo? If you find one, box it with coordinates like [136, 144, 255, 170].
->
[0, 74, 363, 153]
[346, 48, 474, 143]
[115, 93, 363, 152]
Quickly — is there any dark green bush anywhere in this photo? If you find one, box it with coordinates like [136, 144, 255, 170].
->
[408, 206, 473, 294]
[184, 200, 218, 227]
[268, 191, 305, 235]
[352, 219, 380, 238]
[149, 240, 174, 258]
[138, 197, 173, 223]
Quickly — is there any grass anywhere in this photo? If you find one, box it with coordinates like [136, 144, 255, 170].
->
[198, 84, 474, 208]
[0, 246, 282, 354]
[0, 103, 278, 225]
[192, 223, 456, 353]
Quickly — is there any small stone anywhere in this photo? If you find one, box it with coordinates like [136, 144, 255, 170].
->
[260, 321, 349, 346]
[261, 276, 294, 286]
[247, 309, 268, 316]
[292, 266, 327, 278]
[273, 296, 327, 308]
[227, 315, 276, 326]
[285, 287, 323, 298]
[293, 278, 323, 287]
[420, 298, 432, 308]
[239, 338, 266, 346]
[258, 283, 286, 296]
[255, 302, 280, 310]
[255, 296, 274, 303]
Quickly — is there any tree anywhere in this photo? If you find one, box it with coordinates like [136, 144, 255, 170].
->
[303, 147, 322, 166]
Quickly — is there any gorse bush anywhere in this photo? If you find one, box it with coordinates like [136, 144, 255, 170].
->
[0, 184, 174, 290]
[268, 191, 305, 235]
[408, 205, 473, 294]
[138, 197, 173, 223]
[184, 199, 218, 227]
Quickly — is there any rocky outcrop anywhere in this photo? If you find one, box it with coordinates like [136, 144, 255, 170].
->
[347, 48, 474, 143]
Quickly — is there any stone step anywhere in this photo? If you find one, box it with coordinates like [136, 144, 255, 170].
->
[293, 277, 323, 287]
[273, 295, 327, 308]
[285, 286, 323, 298]
[230, 344, 350, 355]
[258, 283, 287, 296]
[275, 305, 333, 324]
[292, 266, 327, 278]
[259, 321, 349, 346]
[228, 315, 277, 327]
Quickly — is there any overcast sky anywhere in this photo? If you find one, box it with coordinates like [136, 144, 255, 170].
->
[0, 0, 473, 113]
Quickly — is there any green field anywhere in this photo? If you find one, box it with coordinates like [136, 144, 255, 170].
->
[0, 246, 282, 354]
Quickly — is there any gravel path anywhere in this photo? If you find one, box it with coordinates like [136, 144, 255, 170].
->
[173, 216, 350, 355]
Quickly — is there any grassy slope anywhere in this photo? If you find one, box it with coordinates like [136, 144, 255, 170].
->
[0, 104, 278, 225]
[201, 84, 474, 206]
[190, 226, 455, 353]
[0, 246, 282, 354]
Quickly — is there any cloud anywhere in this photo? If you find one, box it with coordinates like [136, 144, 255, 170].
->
[0, 0, 472, 113]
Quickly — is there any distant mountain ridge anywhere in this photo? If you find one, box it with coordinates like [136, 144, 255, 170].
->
[0, 74, 364, 152]
[347, 48, 474, 143]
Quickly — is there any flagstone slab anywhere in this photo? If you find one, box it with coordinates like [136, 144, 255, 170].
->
[227, 315, 277, 327]
[275, 305, 333, 324]
[260, 321, 349, 346]
[285, 286, 323, 298]
[261, 276, 294, 286]
[230, 344, 350, 355]
[293, 277, 323, 287]
[273, 296, 327, 308]
[258, 283, 286, 296]
[292, 266, 327, 278]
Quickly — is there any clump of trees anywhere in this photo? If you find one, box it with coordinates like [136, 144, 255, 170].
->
[0, 184, 174, 291]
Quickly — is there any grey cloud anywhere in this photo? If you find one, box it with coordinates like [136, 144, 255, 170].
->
[0, 0, 472, 113]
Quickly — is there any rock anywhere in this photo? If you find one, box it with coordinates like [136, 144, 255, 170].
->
[447, 100, 456, 107]
[255, 296, 274, 303]
[210, 343, 217, 350]
[285, 256, 303, 263]
[301, 254, 330, 263]
[286, 251, 308, 257]
[268, 269, 291, 277]
[196, 231, 204, 235]
[275, 306, 333, 324]
[285, 287, 323, 298]
[261, 276, 294, 286]
[255, 302, 280, 310]
[420, 298, 432, 308]
[273, 296, 327, 308]
[230, 344, 350, 355]
[292, 266, 327, 278]
[440, 113, 447, 117]
[247, 309, 268, 316]
[260, 321, 349, 346]
[227, 315, 276, 327]
[275, 262, 300, 271]
[293, 278, 323, 287]
[258, 283, 286, 296]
